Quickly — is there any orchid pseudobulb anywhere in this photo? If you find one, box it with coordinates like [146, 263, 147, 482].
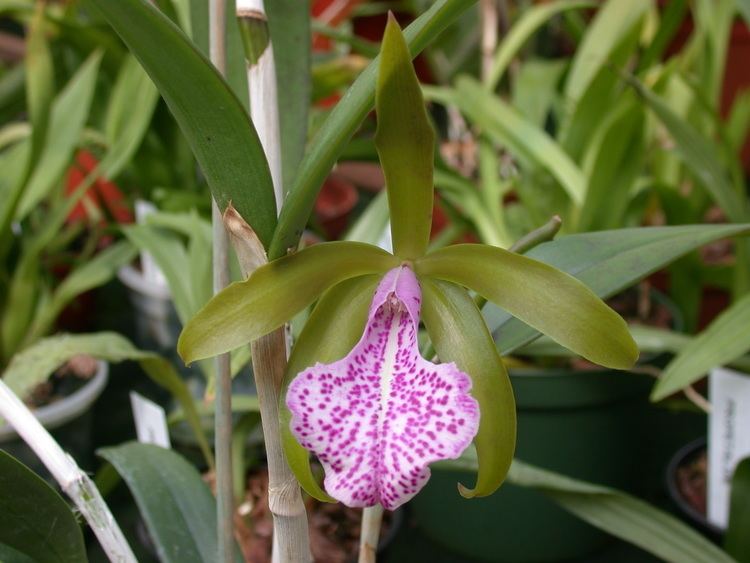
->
[286, 266, 479, 509]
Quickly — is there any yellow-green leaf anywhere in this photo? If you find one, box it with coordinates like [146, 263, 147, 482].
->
[179, 242, 397, 364]
[375, 14, 435, 260]
[416, 244, 638, 369]
[421, 278, 516, 498]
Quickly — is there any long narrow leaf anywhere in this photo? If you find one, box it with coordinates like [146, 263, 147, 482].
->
[652, 291, 750, 400]
[0, 451, 86, 563]
[90, 0, 277, 246]
[99, 443, 241, 563]
[485, 224, 750, 354]
[266, 0, 310, 194]
[486, 0, 594, 90]
[440, 453, 733, 563]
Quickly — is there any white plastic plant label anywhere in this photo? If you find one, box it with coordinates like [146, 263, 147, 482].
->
[708, 366, 750, 529]
[129, 391, 171, 449]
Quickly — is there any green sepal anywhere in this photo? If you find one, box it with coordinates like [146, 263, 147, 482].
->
[179, 242, 398, 364]
[280, 275, 381, 502]
[421, 278, 516, 498]
[416, 244, 638, 370]
[374, 14, 435, 260]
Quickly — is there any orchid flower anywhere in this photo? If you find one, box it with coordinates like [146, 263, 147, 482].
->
[178, 16, 638, 510]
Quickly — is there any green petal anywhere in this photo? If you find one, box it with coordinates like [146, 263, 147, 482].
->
[375, 14, 435, 260]
[416, 244, 638, 369]
[178, 243, 397, 364]
[280, 275, 381, 502]
[421, 278, 516, 498]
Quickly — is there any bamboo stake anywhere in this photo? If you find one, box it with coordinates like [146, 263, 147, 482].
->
[358, 505, 384, 563]
[480, 0, 498, 83]
[208, 0, 235, 559]
[224, 206, 312, 563]
[0, 378, 136, 563]
[237, 0, 284, 209]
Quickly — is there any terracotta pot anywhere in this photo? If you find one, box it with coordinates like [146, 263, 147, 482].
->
[315, 174, 359, 239]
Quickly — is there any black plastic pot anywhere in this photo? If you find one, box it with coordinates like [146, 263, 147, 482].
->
[666, 437, 723, 540]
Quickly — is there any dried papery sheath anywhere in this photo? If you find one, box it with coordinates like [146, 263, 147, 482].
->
[286, 266, 480, 510]
[237, 0, 283, 209]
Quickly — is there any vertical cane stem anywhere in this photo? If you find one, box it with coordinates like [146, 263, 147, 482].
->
[358, 505, 385, 563]
[209, 0, 235, 559]
[224, 206, 312, 563]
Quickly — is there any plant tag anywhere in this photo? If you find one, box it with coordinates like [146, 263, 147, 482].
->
[708, 366, 750, 529]
[129, 392, 171, 449]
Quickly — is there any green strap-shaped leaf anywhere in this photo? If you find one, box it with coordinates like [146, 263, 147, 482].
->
[24, 1, 53, 167]
[433, 78, 586, 206]
[0, 2, 53, 246]
[269, 0, 476, 259]
[280, 275, 381, 502]
[99, 443, 241, 563]
[486, 224, 750, 354]
[652, 291, 750, 401]
[416, 244, 638, 369]
[179, 242, 398, 364]
[17, 51, 102, 219]
[486, 0, 595, 90]
[0, 451, 87, 563]
[626, 73, 749, 223]
[2, 332, 213, 469]
[421, 279, 515, 498]
[89, 0, 276, 247]
[725, 457, 750, 560]
[375, 15, 435, 260]
[441, 454, 733, 563]
[266, 0, 310, 195]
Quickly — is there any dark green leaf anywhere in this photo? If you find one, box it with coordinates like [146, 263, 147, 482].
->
[375, 15, 435, 259]
[99, 443, 241, 563]
[421, 279, 516, 498]
[90, 0, 276, 246]
[725, 457, 750, 560]
[269, 0, 477, 259]
[485, 224, 750, 354]
[417, 244, 638, 369]
[0, 450, 86, 563]
[441, 454, 733, 563]
[626, 73, 749, 222]
[280, 275, 381, 502]
[267, 0, 310, 194]
[179, 242, 398, 364]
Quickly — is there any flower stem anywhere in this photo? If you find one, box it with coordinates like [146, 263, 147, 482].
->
[358, 505, 385, 563]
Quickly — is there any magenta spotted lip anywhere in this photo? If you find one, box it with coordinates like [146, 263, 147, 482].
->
[286, 266, 480, 510]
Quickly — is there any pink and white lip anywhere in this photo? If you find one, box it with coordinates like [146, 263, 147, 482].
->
[286, 265, 479, 510]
